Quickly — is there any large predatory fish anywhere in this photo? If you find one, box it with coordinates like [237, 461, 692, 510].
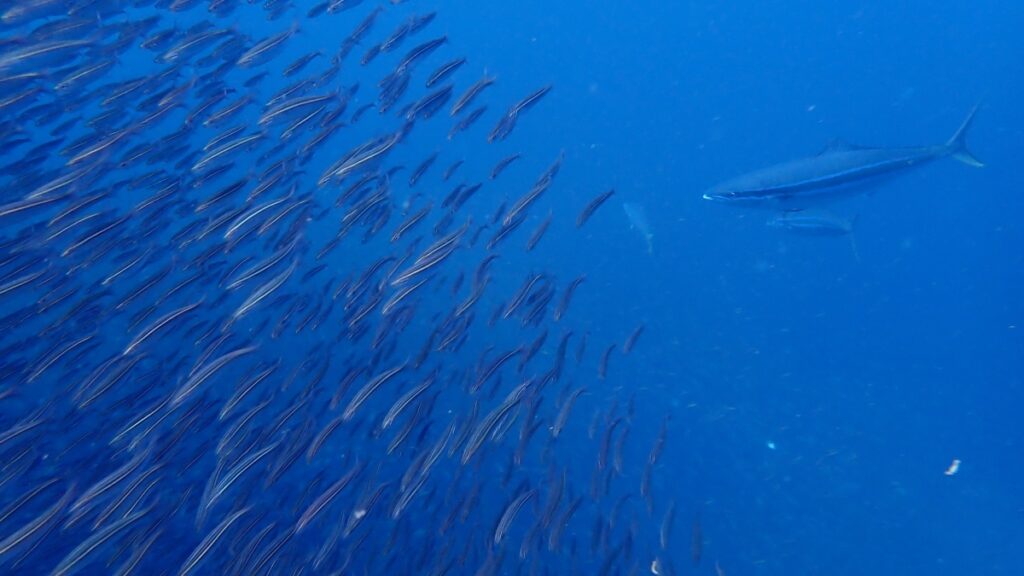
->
[702, 106, 983, 206]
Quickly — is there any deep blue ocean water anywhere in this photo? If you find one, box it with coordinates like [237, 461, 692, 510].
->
[0, 1, 1020, 575]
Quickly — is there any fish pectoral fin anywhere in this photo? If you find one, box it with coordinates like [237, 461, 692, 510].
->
[849, 234, 861, 262]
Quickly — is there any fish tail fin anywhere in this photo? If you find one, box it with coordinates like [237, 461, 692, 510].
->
[946, 105, 984, 167]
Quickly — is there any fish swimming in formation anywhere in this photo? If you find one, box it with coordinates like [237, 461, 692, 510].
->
[0, 2, 684, 575]
[702, 106, 983, 206]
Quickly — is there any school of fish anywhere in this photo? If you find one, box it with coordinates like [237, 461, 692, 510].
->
[0, 1, 699, 575]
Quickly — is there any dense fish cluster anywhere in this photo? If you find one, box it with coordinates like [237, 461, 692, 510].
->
[0, 1, 693, 575]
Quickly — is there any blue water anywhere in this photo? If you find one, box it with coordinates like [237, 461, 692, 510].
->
[0, 1, 1021, 575]
[514, 2, 1024, 573]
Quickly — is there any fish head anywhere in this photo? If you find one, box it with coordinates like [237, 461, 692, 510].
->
[701, 183, 746, 203]
[702, 180, 792, 206]
[701, 174, 764, 203]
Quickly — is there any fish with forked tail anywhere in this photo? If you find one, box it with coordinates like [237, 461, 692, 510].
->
[703, 106, 983, 206]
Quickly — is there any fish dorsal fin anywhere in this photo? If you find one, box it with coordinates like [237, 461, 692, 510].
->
[818, 138, 861, 154]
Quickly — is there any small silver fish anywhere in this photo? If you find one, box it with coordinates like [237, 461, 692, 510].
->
[766, 209, 855, 235]
[622, 202, 654, 254]
[767, 210, 860, 260]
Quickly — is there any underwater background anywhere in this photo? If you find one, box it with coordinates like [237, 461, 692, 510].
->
[0, 1, 1021, 575]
